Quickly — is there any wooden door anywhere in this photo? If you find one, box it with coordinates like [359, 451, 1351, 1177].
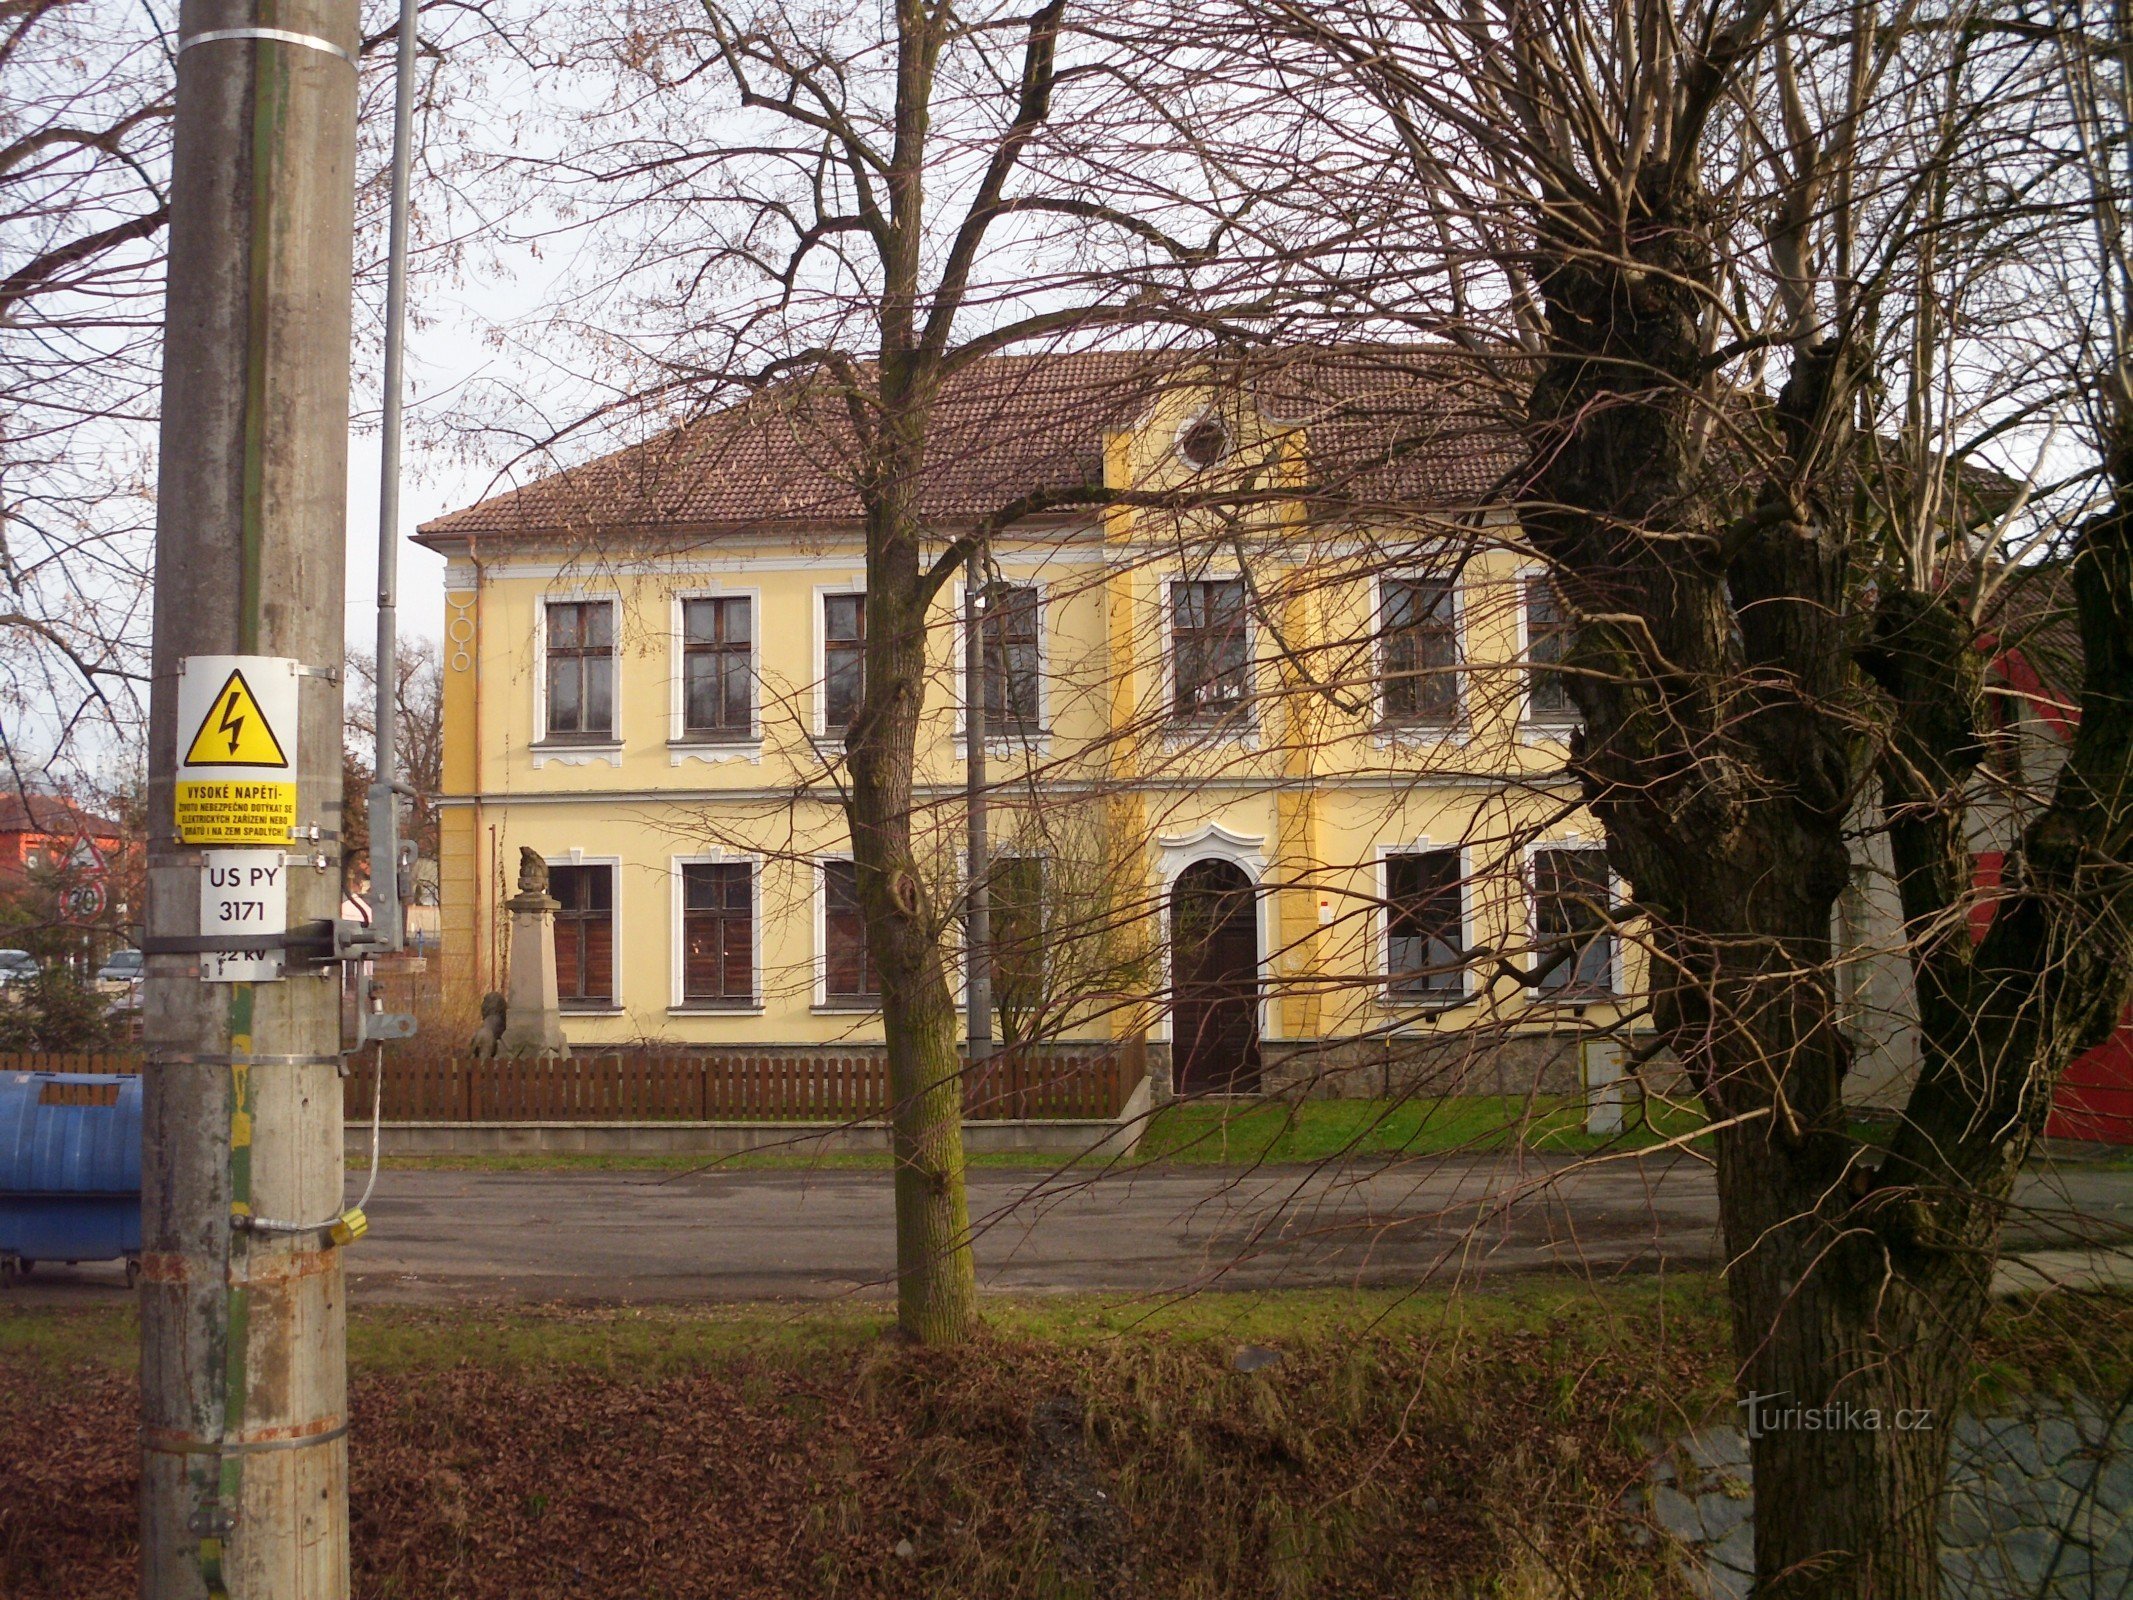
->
[1171, 859, 1261, 1095]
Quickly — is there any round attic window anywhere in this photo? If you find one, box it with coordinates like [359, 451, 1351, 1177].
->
[1178, 415, 1228, 469]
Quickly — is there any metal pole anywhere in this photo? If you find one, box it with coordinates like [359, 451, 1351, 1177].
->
[141, 3, 360, 1595]
[368, 0, 421, 954]
[964, 551, 991, 1066]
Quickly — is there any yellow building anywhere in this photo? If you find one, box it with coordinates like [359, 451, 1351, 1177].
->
[419, 350, 1636, 1096]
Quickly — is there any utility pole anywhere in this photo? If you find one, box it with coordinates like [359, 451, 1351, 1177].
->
[964, 552, 992, 1069]
[140, 2, 361, 1595]
[367, 0, 422, 958]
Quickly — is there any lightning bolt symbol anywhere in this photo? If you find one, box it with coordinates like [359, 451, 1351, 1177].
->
[217, 688, 245, 757]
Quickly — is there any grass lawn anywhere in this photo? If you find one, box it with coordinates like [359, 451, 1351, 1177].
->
[1136, 1091, 1710, 1166]
[5, 1280, 2125, 1599]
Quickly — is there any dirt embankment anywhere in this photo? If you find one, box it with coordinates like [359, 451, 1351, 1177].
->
[4, 1291, 2125, 1599]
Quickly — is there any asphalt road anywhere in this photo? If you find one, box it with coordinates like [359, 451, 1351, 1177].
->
[14, 1154, 2130, 1306]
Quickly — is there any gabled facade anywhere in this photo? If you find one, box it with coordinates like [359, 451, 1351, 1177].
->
[418, 350, 1642, 1094]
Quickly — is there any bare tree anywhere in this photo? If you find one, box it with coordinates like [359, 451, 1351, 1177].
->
[472, 0, 1302, 1343]
[345, 637, 444, 875]
[1146, 0, 2133, 1590]
[0, 0, 174, 774]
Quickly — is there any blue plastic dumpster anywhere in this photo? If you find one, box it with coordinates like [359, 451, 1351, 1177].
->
[0, 1072, 142, 1283]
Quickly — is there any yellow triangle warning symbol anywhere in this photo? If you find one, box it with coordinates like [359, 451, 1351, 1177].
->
[183, 669, 290, 768]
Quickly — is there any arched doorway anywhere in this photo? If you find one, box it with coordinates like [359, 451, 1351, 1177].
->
[1170, 858, 1262, 1095]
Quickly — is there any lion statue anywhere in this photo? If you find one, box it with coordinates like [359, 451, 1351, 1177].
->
[468, 991, 507, 1058]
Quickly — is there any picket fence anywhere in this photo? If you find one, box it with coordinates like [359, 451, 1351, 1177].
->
[1, 1047, 1144, 1124]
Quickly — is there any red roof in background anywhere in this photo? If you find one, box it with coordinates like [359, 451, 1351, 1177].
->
[1978, 561, 2080, 736]
[415, 346, 1521, 548]
[0, 792, 122, 838]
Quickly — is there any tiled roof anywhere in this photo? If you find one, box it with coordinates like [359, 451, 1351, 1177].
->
[0, 791, 122, 838]
[416, 346, 1520, 547]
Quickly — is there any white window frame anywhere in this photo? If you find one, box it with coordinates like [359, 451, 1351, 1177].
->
[1522, 837, 1622, 1002]
[1160, 572, 1260, 741]
[668, 586, 763, 764]
[1515, 564, 1582, 740]
[532, 589, 625, 767]
[812, 852, 880, 1013]
[546, 850, 625, 1011]
[812, 583, 868, 747]
[951, 577, 1052, 753]
[1373, 572, 1469, 742]
[1376, 841, 1474, 1007]
[669, 852, 764, 1013]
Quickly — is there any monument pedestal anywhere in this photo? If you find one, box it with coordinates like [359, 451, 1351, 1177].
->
[499, 887, 570, 1059]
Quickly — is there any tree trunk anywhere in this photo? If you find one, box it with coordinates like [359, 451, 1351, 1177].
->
[1521, 174, 1990, 1597]
[1714, 1109, 1985, 1600]
[848, 462, 979, 1346]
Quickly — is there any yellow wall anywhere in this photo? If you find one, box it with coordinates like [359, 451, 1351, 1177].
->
[430, 385, 1637, 1046]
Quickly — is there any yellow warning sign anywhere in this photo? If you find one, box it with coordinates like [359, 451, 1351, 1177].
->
[182, 669, 290, 768]
[175, 780, 297, 846]
[174, 655, 301, 846]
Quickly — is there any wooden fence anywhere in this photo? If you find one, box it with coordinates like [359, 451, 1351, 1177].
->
[0, 1052, 142, 1075]
[1, 1047, 1144, 1123]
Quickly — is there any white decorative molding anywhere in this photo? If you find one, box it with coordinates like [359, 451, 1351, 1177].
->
[530, 743, 623, 770]
[1155, 821, 1267, 881]
[445, 594, 477, 674]
[1151, 821, 1274, 1044]
[668, 742, 764, 768]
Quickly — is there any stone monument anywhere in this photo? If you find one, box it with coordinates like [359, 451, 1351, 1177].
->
[497, 847, 570, 1059]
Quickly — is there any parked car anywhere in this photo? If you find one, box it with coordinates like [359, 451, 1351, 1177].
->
[95, 948, 141, 985]
[95, 949, 142, 1011]
[0, 950, 39, 988]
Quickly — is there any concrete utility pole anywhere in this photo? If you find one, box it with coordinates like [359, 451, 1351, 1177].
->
[141, 2, 362, 1595]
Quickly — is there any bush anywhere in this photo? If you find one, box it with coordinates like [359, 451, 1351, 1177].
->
[0, 968, 124, 1052]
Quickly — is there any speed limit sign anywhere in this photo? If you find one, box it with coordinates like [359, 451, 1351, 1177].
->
[60, 880, 107, 923]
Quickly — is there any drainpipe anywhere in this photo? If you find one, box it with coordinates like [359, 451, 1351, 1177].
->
[964, 547, 991, 1069]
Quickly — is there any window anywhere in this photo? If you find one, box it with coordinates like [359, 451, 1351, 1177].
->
[545, 601, 614, 739]
[979, 584, 1041, 736]
[823, 593, 865, 736]
[987, 854, 1046, 1028]
[1386, 850, 1464, 998]
[1178, 415, 1228, 469]
[1524, 576, 1577, 723]
[550, 863, 614, 1007]
[682, 597, 753, 738]
[1532, 848, 1613, 996]
[1381, 578, 1461, 725]
[1172, 578, 1250, 721]
[681, 862, 753, 1005]
[821, 859, 880, 1004]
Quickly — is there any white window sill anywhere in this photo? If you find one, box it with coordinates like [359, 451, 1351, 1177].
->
[1372, 720, 1470, 749]
[954, 732, 1053, 759]
[668, 1003, 764, 1016]
[812, 1001, 881, 1015]
[560, 1003, 625, 1015]
[1518, 721, 1581, 746]
[1161, 719, 1261, 753]
[532, 739, 623, 769]
[1379, 989, 1471, 1011]
[668, 737, 762, 767]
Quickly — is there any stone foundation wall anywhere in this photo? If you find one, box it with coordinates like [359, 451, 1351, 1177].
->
[1144, 1033, 1681, 1104]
